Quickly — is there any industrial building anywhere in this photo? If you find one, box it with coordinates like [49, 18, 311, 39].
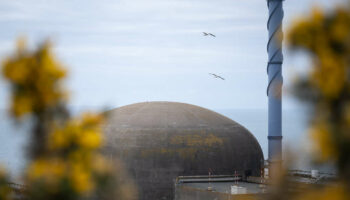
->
[102, 101, 336, 200]
[103, 101, 264, 200]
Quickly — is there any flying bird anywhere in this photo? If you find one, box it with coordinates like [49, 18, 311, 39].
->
[209, 73, 225, 80]
[203, 32, 216, 37]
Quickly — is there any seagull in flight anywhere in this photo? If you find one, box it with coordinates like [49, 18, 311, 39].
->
[203, 32, 216, 37]
[209, 73, 225, 80]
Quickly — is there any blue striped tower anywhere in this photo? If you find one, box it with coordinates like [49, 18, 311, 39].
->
[266, 0, 284, 178]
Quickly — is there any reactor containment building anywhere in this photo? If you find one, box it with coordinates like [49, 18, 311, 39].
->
[103, 101, 264, 200]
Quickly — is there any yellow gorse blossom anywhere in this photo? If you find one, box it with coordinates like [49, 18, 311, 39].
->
[27, 113, 110, 196]
[309, 124, 337, 161]
[288, 4, 350, 191]
[27, 158, 96, 194]
[27, 159, 66, 191]
[311, 54, 346, 98]
[288, 6, 350, 161]
[1, 38, 135, 200]
[70, 162, 94, 193]
[1, 39, 66, 117]
[49, 113, 104, 151]
[289, 8, 350, 100]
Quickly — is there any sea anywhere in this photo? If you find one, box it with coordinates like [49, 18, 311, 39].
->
[0, 107, 333, 180]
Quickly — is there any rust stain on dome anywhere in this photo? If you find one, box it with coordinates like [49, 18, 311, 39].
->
[170, 134, 223, 147]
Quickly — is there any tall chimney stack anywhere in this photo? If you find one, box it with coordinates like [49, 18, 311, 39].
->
[266, 0, 284, 178]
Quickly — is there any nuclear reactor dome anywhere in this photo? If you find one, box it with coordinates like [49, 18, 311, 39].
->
[103, 101, 263, 200]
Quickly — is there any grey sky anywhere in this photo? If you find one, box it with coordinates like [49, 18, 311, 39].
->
[0, 0, 346, 110]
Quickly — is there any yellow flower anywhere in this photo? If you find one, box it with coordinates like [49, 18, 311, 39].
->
[1, 39, 67, 118]
[12, 94, 33, 117]
[2, 38, 119, 200]
[330, 8, 350, 43]
[2, 57, 31, 84]
[311, 54, 346, 98]
[27, 159, 66, 189]
[309, 123, 337, 161]
[48, 113, 104, 152]
[70, 164, 94, 193]
[79, 131, 102, 149]
[50, 129, 69, 150]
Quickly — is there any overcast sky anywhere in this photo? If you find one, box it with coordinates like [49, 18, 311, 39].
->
[0, 0, 347, 111]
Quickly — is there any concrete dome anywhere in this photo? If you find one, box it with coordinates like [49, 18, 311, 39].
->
[103, 102, 263, 200]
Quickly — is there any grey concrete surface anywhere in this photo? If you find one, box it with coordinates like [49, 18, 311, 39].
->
[103, 102, 263, 200]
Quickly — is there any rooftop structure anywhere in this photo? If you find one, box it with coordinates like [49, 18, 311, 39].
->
[174, 171, 337, 200]
[175, 175, 266, 200]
